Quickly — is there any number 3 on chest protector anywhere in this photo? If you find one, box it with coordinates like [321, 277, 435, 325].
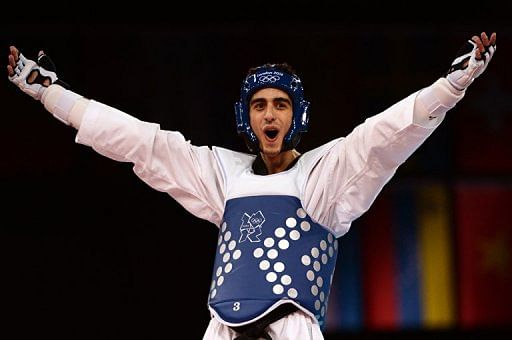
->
[233, 302, 241, 311]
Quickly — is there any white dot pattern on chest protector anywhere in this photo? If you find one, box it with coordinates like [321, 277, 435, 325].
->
[273, 262, 285, 273]
[286, 217, 297, 228]
[278, 239, 289, 250]
[211, 222, 244, 300]
[301, 255, 311, 266]
[253, 247, 264, 258]
[311, 247, 319, 258]
[320, 240, 327, 251]
[267, 249, 279, 259]
[259, 209, 333, 304]
[287, 288, 298, 298]
[275, 227, 286, 238]
[219, 244, 226, 254]
[228, 240, 236, 251]
[225, 263, 233, 273]
[259, 260, 270, 270]
[300, 221, 311, 232]
[264, 238, 275, 248]
[298, 232, 336, 325]
[210, 202, 338, 328]
[224, 231, 231, 242]
[247, 209, 316, 300]
[273, 284, 284, 294]
[289, 230, 300, 240]
[266, 272, 277, 282]
[281, 275, 292, 285]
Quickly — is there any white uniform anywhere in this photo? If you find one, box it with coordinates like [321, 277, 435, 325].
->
[70, 78, 458, 339]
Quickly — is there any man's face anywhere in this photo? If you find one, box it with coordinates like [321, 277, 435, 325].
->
[249, 88, 293, 157]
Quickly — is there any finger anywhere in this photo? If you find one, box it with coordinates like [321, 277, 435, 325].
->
[9, 46, 19, 61]
[481, 32, 489, 46]
[489, 32, 497, 46]
[471, 35, 485, 53]
[475, 48, 481, 60]
[7, 64, 14, 77]
[8, 54, 16, 68]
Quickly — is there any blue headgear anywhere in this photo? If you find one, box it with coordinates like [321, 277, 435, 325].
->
[234, 64, 310, 153]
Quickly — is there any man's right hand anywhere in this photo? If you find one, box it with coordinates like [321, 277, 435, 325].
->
[7, 46, 59, 101]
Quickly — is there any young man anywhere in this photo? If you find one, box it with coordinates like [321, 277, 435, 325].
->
[7, 32, 496, 340]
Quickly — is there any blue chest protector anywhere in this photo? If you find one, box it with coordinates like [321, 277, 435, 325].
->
[208, 141, 340, 330]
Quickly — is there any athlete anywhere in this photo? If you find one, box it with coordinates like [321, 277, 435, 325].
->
[7, 32, 496, 339]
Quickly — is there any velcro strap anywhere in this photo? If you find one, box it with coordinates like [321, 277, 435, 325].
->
[55, 90, 81, 124]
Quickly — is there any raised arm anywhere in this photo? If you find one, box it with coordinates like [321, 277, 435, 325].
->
[7, 46, 226, 226]
[303, 32, 497, 236]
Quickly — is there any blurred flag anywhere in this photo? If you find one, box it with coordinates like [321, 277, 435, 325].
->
[327, 182, 456, 331]
[455, 183, 512, 328]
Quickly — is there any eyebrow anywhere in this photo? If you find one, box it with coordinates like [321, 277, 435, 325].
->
[250, 97, 292, 106]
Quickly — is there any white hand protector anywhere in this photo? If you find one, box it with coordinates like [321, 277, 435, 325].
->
[445, 39, 496, 91]
[8, 53, 58, 101]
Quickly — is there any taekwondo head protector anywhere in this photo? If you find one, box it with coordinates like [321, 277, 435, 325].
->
[234, 63, 310, 153]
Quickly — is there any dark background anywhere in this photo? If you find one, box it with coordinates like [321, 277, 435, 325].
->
[1, 3, 511, 339]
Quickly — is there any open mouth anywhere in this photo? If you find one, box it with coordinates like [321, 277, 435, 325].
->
[264, 129, 279, 140]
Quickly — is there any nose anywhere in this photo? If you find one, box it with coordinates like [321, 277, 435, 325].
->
[263, 106, 276, 122]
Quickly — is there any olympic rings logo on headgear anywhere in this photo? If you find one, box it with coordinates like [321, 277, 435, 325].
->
[258, 75, 281, 83]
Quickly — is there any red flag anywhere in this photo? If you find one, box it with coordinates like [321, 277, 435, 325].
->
[360, 191, 399, 329]
[455, 183, 512, 327]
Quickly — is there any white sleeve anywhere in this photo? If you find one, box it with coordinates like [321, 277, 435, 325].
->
[413, 77, 465, 127]
[304, 83, 456, 238]
[41, 84, 86, 127]
[75, 100, 225, 226]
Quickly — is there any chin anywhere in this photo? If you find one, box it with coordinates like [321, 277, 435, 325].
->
[260, 145, 281, 157]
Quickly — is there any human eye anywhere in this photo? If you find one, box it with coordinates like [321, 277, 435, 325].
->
[276, 99, 291, 110]
[253, 102, 264, 110]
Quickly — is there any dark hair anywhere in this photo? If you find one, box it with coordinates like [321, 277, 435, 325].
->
[246, 62, 298, 77]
